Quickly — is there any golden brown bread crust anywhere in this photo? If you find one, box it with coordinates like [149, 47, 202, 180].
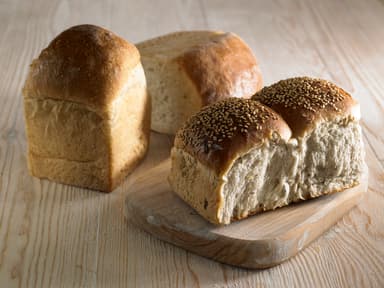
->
[171, 77, 364, 224]
[22, 25, 150, 192]
[23, 62, 150, 192]
[174, 98, 291, 174]
[179, 32, 263, 105]
[252, 77, 360, 137]
[22, 24, 140, 112]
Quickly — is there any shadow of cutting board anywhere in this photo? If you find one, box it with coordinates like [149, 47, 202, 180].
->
[125, 159, 368, 269]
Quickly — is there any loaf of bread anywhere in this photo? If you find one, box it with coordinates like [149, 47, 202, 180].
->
[22, 25, 150, 192]
[137, 31, 263, 134]
[169, 77, 364, 224]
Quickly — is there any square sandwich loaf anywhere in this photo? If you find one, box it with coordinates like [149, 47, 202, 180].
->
[22, 25, 150, 192]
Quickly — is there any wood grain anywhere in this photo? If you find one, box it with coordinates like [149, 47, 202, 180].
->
[126, 158, 368, 269]
[0, 0, 383, 287]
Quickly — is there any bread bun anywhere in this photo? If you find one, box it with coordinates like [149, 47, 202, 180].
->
[174, 98, 291, 173]
[137, 31, 263, 134]
[23, 24, 150, 192]
[252, 77, 360, 137]
[169, 78, 364, 224]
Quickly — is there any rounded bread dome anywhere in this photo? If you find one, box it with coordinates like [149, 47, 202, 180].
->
[23, 24, 140, 111]
[174, 97, 291, 173]
[252, 77, 360, 137]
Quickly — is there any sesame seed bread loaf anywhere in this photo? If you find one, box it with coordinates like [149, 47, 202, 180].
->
[23, 25, 150, 192]
[252, 77, 361, 137]
[169, 77, 364, 224]
[137, 31, 263, 135]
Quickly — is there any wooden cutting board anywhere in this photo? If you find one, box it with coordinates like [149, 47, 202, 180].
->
[125, 159, 368, 269]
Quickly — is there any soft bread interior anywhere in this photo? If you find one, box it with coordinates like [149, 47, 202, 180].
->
[140, 57, 202, 134]
[170, 119, 364, 224]
[297, 119, 363, 198]
[219, 120, 364, 224]
[220, 139, 295, 223]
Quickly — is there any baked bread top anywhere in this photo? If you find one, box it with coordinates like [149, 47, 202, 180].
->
[138, 31, 262, 105]
[23, 24, 140, 112]
[252, 77, 360, 137]
[174, 98, 291, 173]
[175, 77, 361, 174]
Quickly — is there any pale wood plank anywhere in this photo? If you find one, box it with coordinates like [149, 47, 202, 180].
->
[126, 154, 368, 268]
[0, 0, 383, 287]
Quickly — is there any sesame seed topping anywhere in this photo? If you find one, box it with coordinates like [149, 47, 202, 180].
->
[252, 77, 347, 113]
[176, 98, 278, 153]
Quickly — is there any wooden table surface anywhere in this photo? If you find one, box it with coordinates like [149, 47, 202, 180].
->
[1, 0, 383, 287]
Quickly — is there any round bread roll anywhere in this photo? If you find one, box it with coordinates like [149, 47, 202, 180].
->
[169, 79, 364, 225]
[23, 25, 150, 192]
[174, 98, 291, 173]
[137, 31, 263, 135]
[252, 77, 360, 137]
[170, 98, 292, 224]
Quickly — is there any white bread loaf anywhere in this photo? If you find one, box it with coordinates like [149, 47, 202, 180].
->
[22, 25, 150, 192]
[137, 31, 263, 134]
[169, 77, 364, 224]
